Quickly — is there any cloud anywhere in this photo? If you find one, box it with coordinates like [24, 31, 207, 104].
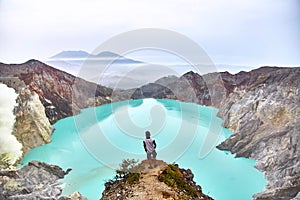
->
[0, 0, 299, 66]
[0, 83, 22, 165]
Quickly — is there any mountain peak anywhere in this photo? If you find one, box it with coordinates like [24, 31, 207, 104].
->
[50, 50, 90, 59]
[50, 50, 123, 59]
[95, 51, 121, 58]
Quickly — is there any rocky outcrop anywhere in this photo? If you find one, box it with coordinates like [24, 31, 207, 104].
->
[58, 192, 88, 200]
[0, 160, 90, 200]
[0, 161, 70, 200]
[216, 67, 300, 199]
[13, 88, 53, 156]
[101, 160, 213, 200]
[0, 60, 112, 124]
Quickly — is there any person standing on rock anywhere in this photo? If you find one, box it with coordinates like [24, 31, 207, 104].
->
[143, 131, 157, 160]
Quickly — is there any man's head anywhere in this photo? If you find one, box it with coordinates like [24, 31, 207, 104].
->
[145, 131, 151, 139]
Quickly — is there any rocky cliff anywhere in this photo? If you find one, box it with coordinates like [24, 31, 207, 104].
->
[101, 160, 213, 200]
[128, 67, 300, 199]
[0, 161, 67, 199]
[0, 59, 112, 162]
[129, 71, 223, 106]
[13, 88, 53, 156]
[0, 59, 112, 124]
[216, 67, 300, 199]
[0, 160, 88, 200]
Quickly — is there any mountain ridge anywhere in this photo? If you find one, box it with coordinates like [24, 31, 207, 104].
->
[101, 160, 213, 200]
[0, 59, 112, 124]
[49, 50, 142, 63]
[0, 59, 299, 199]
[50, 50, 90, 59]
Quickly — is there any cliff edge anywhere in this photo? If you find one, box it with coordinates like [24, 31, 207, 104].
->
[217, 67, 300, 199]
[101, 160, 213, 200]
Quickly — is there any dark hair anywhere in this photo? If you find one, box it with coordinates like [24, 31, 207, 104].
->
[145, 131, 151, 139]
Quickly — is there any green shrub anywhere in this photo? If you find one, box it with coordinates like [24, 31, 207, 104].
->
[126, 173, 140, 184]
[158, 164, 197, 197]
[112, 159, 141, 184]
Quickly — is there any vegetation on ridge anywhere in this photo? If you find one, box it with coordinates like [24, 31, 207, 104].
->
[102, 159, 213, 200]
[158, 164, 198, 198]
[110, 159, 141, 184]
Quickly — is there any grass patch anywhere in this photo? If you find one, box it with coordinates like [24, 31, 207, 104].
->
[158, 164, 198, 197]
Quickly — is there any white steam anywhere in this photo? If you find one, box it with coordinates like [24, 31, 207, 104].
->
[0, 83, 22, 164]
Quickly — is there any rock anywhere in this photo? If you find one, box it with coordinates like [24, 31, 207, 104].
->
[101, 160, 213, 200]
[217, 67, 300, 199]
[291, 192, 300, 200]
[0, 59, 112, 162]
[59, 192, 88, 200]
[129, 71, 226, 107]
[0, 60, 112, 124]
[13, 88, 53, 155]
[0, 161, 68, 199]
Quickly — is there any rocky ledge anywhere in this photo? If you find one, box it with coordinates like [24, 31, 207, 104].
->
[216, 67, 300, 199]
[13, 88, 54, 156]
[0, 161, 67, 199]
[0, 161, 88, 200]
[101, 160, 213, 200]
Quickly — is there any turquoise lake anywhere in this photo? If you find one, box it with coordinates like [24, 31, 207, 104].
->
[21, 98, 267, 199]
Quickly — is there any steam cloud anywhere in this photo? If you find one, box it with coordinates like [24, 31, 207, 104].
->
[0, 83, 22, 164]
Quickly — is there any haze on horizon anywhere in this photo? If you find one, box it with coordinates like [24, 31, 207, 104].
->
[0, 0, 299, 72]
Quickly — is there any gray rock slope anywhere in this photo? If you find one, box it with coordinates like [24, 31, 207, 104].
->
[217, 67, 300, 199]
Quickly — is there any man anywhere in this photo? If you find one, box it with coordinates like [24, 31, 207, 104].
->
[143, 131, 157, 160]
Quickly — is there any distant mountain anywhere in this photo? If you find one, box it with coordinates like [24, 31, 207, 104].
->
[47, 50, 145, 86]
[154, 75, 179, 85]
[95, 51, 120, 58]
[50, 50, 90, 59]
[50, 50, 126, 59]
[49, 50, 142, 63]
[47, 51, 184, 89]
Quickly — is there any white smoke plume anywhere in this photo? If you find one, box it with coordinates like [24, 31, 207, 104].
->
[0, 83, 22, 165]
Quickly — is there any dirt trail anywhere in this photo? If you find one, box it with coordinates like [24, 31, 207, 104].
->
[128, 160, 177, 200]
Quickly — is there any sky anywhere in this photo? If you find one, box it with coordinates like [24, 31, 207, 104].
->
[0, 0, 299, 69]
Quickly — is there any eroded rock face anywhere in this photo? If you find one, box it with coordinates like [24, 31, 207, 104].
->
[13, 88, 53, 156]
[0, 161, 69, 200]
[217, 68, 300, 199]
[0, 60, 112, 124]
